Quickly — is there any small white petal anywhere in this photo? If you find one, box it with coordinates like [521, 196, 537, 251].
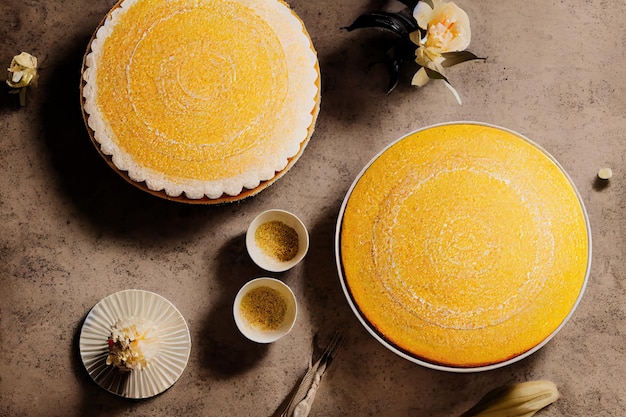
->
[11, 71, 23, 83]
[409, 30, 423, 46]
[413, 2, 434, 29]
[411, 67, 431, 87]
[443, 81, 463, 105]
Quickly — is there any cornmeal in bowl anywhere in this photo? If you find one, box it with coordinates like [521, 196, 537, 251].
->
[81, 0, 320, 202]
[337, 123, 590, 370]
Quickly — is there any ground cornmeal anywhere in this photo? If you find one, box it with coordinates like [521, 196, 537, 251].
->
[254, 220, 299, 262]
[240, 286, 287, 330]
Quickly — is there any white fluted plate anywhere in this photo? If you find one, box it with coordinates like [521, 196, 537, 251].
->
[79, 289, 191, 398]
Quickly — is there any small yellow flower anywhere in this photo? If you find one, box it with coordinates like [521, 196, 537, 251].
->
[6, 52, 38, 89]
[6, 52, 38, 106]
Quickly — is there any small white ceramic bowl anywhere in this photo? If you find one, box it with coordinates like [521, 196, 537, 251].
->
[233, 277, 297, 343]
[246, 209, 309, 272]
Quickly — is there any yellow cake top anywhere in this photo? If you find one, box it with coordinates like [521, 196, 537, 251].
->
[339, 123, 590, 368]
[82, 0, 319, 199]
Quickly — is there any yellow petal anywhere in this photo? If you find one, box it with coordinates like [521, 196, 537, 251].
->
[411, 67, 430, 87]
[409, 30, 423, 47]
[13, 52, 37, 69]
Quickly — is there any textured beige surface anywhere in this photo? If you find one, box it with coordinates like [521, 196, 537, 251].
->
[0, 0, 625, 416]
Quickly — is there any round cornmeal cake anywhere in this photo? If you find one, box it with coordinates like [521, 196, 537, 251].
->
[337, 123, 590, 370]
[81, 0, 320, 203]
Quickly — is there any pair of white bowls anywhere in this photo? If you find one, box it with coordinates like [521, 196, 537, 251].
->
[234, 210, 308, 343]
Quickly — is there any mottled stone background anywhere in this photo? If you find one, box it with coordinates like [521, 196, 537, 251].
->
[1, 0, 625, 416]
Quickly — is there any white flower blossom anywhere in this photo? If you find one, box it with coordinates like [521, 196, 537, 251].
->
[410, 0, 471, 103]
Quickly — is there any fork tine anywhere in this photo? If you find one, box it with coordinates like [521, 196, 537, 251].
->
[278, 331, 344, 417]
[318, 331, 344, 368]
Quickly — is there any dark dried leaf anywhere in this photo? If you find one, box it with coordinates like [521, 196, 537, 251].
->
[425, 67, 449, 83]
[441, 51, 486, 68]
[382, 37, 418, 93]
[388, 36, 419, 62]
[343, 11, 418, 37]
[386, 60, 401, 94]
[366, 59, 400, 94]
[396, 0, 421, 9]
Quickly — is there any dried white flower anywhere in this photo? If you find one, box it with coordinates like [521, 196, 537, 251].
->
[6, 52, 38, 89]
[106, 317, 159, 371]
